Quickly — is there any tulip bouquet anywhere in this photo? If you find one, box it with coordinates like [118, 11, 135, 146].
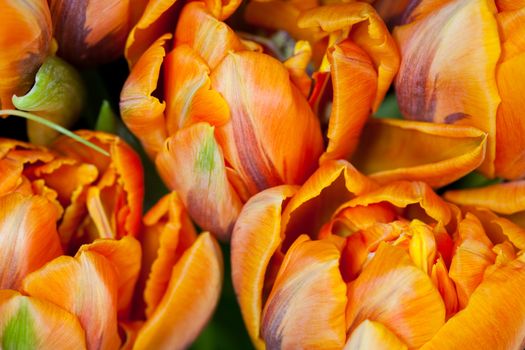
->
[0, 0, 525, 349]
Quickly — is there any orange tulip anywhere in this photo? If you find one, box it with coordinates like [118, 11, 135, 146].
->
[232, 160, 525, 349]
[395, 0, 525, 180]
[0, 137, 222, 349]
[48, 0, 148, 66]
[121, 0, 489, 240]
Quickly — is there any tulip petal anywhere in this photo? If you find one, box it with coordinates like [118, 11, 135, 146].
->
[320, 39, 378, 162]
[298, 2, 400, 110]
[163, 44, 230, 134]
[0, 193, 62, 289]
[49, 0, 132, 65]
[134, 232, 223, 350]
[340, 181, 453, 228]
[351, 119, 488, 188]
[77, 236, 142, 317]
[143, 192, 197, 317]
[344, 319, 408, 350]
[280, 160, 377, 249]
[231, 185, 297, 349]
[394, 0, 501, 176]
[211, 51, 324, 195]
[156, 123, 243, 240]
[125, 0, 180, 67]
[121, 34, 171, 158]
[0, 0, 52, 109]
[22, 252, 121, 349]
[346, 243, 445, 349]
[261, 236, 347, 350]
[283, 40, 313, 97]
[449, 213, 496, 308]
[421, 259, 525, 350]
[175, 2, 246, 69]
[0, 291, 86, 349]
[444, 181, 525, 217]
[431, 256, 459, 319]
[203, 0, 242, 19]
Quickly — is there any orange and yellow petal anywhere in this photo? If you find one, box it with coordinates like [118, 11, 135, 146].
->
[231, 185, 297, 349]
[261, 235, 347, 349]
[133, 232, 223, 349]
[351, 119, 488, 188]
[345, 319, 408, 350]
[156, 123, 243, 240]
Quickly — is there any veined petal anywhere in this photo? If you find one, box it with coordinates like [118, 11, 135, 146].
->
[280, 160, 377, 249]
[351, 119, 487, 188]
[344, 319, 408, 350]
[174, 2, 246, 69]
[394, 0, 501, 177]
[320, 39, 377, 162]
[125, 0, 179, 67]
[0, 193, 62, 289]
[283, 40, 313, 97]
[120, 34, 171, 158]
[134, 232, 223, 350]
[77, 236, 142, 318]
[163, 44, 229, 134]
[421, 259, 525, 350]
[346, 243, 445, 349]
[231, 185, 297, 349]
[49, 0, 134, 65]
[142, 192, 197, 317]
[298, 2, 400, 110]
[211, 51, 323, 195]
[0, 291, 86, 349]
[0, 0, 52, 109]
[431, 256, 458, 319]
[22, 251, 122, 349]
[156, 123, 243, 240]
[261, 236, 347, 350]
[496, 0, 525, 11]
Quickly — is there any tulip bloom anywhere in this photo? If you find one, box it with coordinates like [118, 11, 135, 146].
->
[232, 160, 525, 349]
[0, 136, 222, 348]
[122, 0, 488, 240]
[395, 0, 525, 179]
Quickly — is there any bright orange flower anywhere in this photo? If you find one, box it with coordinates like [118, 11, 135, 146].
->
[232, 160, 525, 349]
[0, 137, 222, 349]
[121, 0, 488, 240]
[395, 0, 525, 180]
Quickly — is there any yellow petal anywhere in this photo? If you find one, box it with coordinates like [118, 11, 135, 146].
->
[0, 291, 86, 349]
[345, 319, 408, 350]
[346, 243, 445, 349]
[409, 220, 437, 275]
[156, 123, 243, 240]
[120, 34, 171, 158]
[394, 0, 501, 177]
[421, 259, 525, 350]
[352, 119, 488, 188]
[261, 236, 347, 349]
[211, 51, 324, 195]
[231, 185, 297, 349]
[134, 232, 223, 349]
[0, 193, 62, 289]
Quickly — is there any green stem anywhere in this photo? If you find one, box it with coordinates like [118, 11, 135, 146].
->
[0, 109, 110, 157]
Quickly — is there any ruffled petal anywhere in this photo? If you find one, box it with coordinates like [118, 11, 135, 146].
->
[0, 291, 86, 349]
[261, 236, 347, 350]
[121, 34, 171, 158]
[156, 123, 243, 240]
[346, 243, 445, 349]
[211, 50, 324, 194]
[134, 232, 223, 350]
[394, 0, 501, 176]
[352, 119, 488, 188]
[231, 185, 297, 349]
[344, 319, 408, 350]
[0, 193, 62, 289]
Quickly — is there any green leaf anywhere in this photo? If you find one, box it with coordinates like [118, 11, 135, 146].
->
[95, 100, 118, 133]
[373, 93, 403, 119]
